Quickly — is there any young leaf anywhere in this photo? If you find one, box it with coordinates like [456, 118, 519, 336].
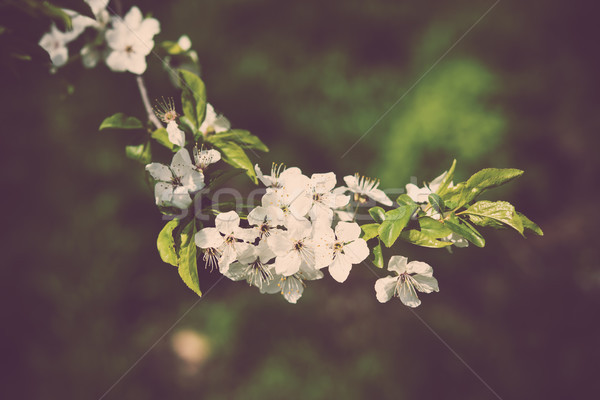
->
[369, 207, 386, 223]
[436, 159, 457, 196]
[179, 69, 206, 130]
[157, 219, 180, 266]
[466, 168, 524, 191]
[400, 230, 452, 248]
[209, 130, 269, 152]
[125, 141, 151, 164]
[445, 213, 485, 247]
[419, 217, 452, 238]
[396, 194, 417, 207]
[517, 211, 543, 236]
[371, 241, 384, 268]
[99, 113, 143, 131]
[178, 219, 202, 296]
[150, 128, 177, 151]
[378, 203, 418, 247]
[210, 140, 257, 184]
[428, 193, 444, 214]
[464, 200, 524, 235]
[360, 223, 380, 241]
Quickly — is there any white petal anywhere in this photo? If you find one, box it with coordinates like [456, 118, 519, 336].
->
[275, 251, 301, 276]
[328, 255, 352, 283]
[405, 183, 430, 203]
[247, 206, 267, 227]
[170, 186, 192, 209]
[171, 148, 193, 173]
[255, 164, 273, 187]
[194, 228, 222, 248]
[343, 175, 359, 192]
[311, 172, 336, 193]
[167, 121, 185, 147]
[105, 50, 128, 72]
[398, 280, 421, 307]
[368, 188, 393, 206]
[126, 54, 147, 75]
[199, 103, 217, 133]
[297, 263, 324, 280]
[374, 276, 397, 303]
[222, 261, 248, 281]
[139, 17, 160, 38]
[124, 6, 142, 29]
[154, 182, 172, 206]
[428, 171, 447, 193]
[181, 170, 205, 192]
[177, 35, 192, 51]
[388, 256, 408, 275]
[335, 221, 361, 242]
[343, 239, 369, 264]
[412, 275, 439, 293]
[406, 261, 433, 277]
[289, 195, 312, 219]
[215, 211, 240, 235]
[266, 233, 292, 256]
[213, 115, 231, 133]
[146, 163, 172, 182]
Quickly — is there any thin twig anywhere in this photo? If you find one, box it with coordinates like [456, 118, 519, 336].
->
[136, 75, 163, 130]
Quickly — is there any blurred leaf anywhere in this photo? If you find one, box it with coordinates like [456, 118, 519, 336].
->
[150, 128, 177, 151]
[208, 168, 247, 190]
[209, 129, 269, 152]
[360, 223, 380, 241]
[445, 213, 485, 247]
[400, 230, 452, 248]
[465, 200, 524, 234]
[210, 140, 257, 184]
[378, 203, 418, 247]
[517, 211, 544, 236]
[99, 113, 143, 131]
[371, 241, 384, 268]
[157, 219, 179, 266]
[368, 207, 386, 223]
[125, 141, 151, 164]
[178, 219, 201, 296]
[179, 69, 206, 132]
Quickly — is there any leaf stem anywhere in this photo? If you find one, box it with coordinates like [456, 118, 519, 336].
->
[136, 75, 163, 130]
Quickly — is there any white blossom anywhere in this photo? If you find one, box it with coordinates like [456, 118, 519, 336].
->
[194, 211, 253, 273]
[305, 172, 350, 222]
[223, 241, 276, 290]
[193, 146, 221, 170]
[105, 6, 160, 75]
[314, 221, 369, 283]
[405, 170, 449, 203]
[261, 262, 323, 304]
[166, 121, 185, 147]
[145, 149, 204, 209]
[247, 205, 284, 241]
[374, 256, 439, 307]
[341, 174, 392, 206]
[199, 103, 230, 135]
[39, 26, 69, 67]
[267, 219, 315, 276]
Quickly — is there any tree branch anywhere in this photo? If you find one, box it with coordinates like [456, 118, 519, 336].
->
[136, 75, 163, 130]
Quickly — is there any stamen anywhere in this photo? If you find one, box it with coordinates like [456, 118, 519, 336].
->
[153, 96, 178, 123]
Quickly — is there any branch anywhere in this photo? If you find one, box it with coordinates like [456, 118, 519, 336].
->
[136, 75, 163, 130]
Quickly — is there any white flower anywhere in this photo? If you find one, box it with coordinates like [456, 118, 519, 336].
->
[193, 146, 221, 170]
[374, 256, 439, 307]
[261, 262, 323, 304]
[84, 0, 109, 17]
[314, 221, 369, 282]
[341, 174, 392, 206]
[261, 190, 312, 227]
[105, 6, 160, 75]
[166, 121, 185, 147]
[177, 35, 192, 51]
[247, 206, 284, 241]
[145, 149, 204, 209]
[305, 172, 350, 222]
[267, 219, 315, 276]
[223, 242, 276, 290]
[405, 170, 449, 203]
[194, 211, 253, 272]
[255, 163, 309, 195]
[199, 103, 230, 135]
[39, 26, 69, 67]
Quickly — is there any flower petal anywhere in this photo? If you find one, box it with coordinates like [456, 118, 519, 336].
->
[154, 182, 173, 206]
[266, 233, 292, 256]
[215, 211, 240, 235]
[387, 255, 408, 275]
[368, 188, 392, 206]
[374, 276, 397, 303]
[274, 251, 301, 276]
[406, 261, 433, 277]
[146, 163, 172, 181]
[412, 274, 439, 293]
[171, 186, 192, 209]
[167, 121, 185, 147]
[398, 280, 421, 307]
[194, 227, 222, 248]
[311, 172, 336, 193]
[328, 254, 352, 283]
[343, 239, 369, 264]
[335, 221, 361, 242]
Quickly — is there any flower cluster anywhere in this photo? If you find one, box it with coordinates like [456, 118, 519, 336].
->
[39, 2, 161, 74]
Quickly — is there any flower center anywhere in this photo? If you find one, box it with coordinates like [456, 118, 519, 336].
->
[202, 248, 221, 271]
[294, 241, 304, 251]
[246, 259, 273, 288]
[125, 45, 134, 54]
[171, 175, 183, 186]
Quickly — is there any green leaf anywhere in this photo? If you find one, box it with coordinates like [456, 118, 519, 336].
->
[516, 212, 543, 236]
[428, 193, 444, 214]
[157, 219, 180, 266]
[150, 128, 177, 151]
[371, 241, 384, 268]
[466, 168, 524, 191]
[209, 130, 269, 152]
[378, 203, 418, 247]
[360, 223, 380, 241]
[125, 141, 151, 164]
[208, 168, 247, 191]
[400, 230, 452, 248]
[178, 219, 202, 296]
[436, 159, 457, 196]
[419, 217, 452, 238]
[99, 113, 144, 131]
[368, 207, 386, 223]
[396, 194, 417, 207]
[464, 200, 524, 234]
[179, 69, 206, 131]
[210, 140, 257, 184]
[445, 213, 485, 247]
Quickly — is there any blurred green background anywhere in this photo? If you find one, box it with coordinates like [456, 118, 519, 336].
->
[1, 0, 599, 399]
